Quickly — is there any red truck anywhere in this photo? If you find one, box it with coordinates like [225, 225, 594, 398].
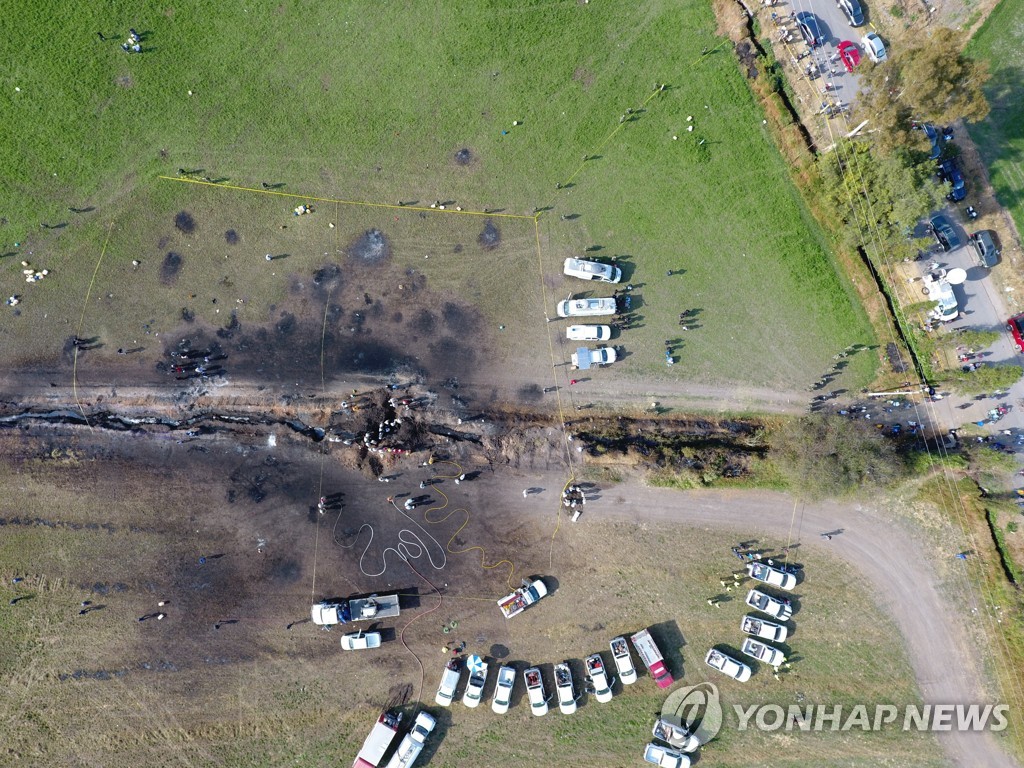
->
[353, 711, 402, 768]
[630, 628, 674, 689]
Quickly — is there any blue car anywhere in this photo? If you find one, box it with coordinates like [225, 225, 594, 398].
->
[923, 123, 942, 160]
[938, 158, 967, 201]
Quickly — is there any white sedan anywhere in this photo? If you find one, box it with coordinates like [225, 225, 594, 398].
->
[746, 561, 797, 590]
[705, 648, 752, 682]
[567, 324, 611, 341]
[644, 742, 691, 768]
[741, 637, 786, 667]
[862, 32, 887, 62]
[564, 257, 622, 283]
[340, 630, 382, 650]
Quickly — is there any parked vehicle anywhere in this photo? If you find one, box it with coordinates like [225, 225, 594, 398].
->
[585, 653, 614, 703]
[491, 665, 516, 714]
[922, 123, 942, 159]
[312, 594, 400, 626]
[566, 324, 612, 341]
[838, 0, 865, 25]
[341, 630, 382, 650]
[970, 230, 1000, 268]
[554, 662, 577, 714]
[353, 711, 403, 768]
[462, 655, 488, 708]
[384, 712, 435, 768]
[746, 561, 797, 591]
[434, 658, 462, 707]
[938, 159, 967, 201]
[921, 269, 960, 323]
[838, 40, 861, 72]
[746, 589, 794, 620]
[524, 666, 549, 716]
[1009, 313, 1024, 353]
[497, 578, 548, 618]
[862, 31, 887, 62]
[740, 614, 789, 642]
[557, 296, 618, 318]
[705, 648, 752, 682]
[652, 717, 699, 752]
[563, 257, 622, 284]
[796, 12, 825, 47]
[643, 742, 691, 768]
[610, 636, 638, 685]
[571, 346, 617, 369]
[630, 629, 674, 688]
[741, 637, 786, 667]
[930, 213, 962, 251]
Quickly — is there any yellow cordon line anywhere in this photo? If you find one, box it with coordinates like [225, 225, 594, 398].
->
[422, 462, 518, 590]
[157, 176, 533, 219]
[310, 201, 341, 603]
[72, 222, 115, 428]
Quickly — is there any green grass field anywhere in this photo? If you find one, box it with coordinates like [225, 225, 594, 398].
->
[1, 0, 875, 397]
[967, 0, 1024, 239]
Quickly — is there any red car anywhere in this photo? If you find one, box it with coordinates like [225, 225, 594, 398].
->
[838, 41, 861, 73]
[1009, 314, 1024, 353]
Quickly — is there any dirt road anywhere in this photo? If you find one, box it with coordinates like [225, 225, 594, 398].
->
[563, 482, 1019, 768]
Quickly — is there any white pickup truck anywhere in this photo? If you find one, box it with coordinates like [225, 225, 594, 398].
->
[585, 653, 614, 703]
[524, 666, 549, 716]
[497, 578, 548, 619]
[741, 637, 786, 667]
[554, 662, 577, 714]
[610, 636, 638, 685]
[384, 712, 436, 768]
[740, 614, 788, 642]
[745, 589, 793, 621]
[491, 665, 516, 714]
[571, 346, 616, 369]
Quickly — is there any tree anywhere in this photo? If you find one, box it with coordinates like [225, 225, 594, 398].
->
[944, 364, 1023, 395]
[857, 27, 990, 153]
[818, 140, 944, 257]
[771, 415, 907, 500]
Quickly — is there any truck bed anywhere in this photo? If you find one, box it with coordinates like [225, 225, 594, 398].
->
[350, 594, 400, 621]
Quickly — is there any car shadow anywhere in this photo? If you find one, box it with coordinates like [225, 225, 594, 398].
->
[649, 619, 687, 680]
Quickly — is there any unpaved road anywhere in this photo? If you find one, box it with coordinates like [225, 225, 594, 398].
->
[508, 475, 1019, 768]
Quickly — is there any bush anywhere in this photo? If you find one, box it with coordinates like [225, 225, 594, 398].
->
[770, 414, 908, 500]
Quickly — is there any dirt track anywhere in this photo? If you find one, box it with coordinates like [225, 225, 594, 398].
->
[556, 480, 1020, 768]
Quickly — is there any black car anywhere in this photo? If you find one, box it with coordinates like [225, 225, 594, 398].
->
[796, 12, 825, 47]
[929, 213, 962, 252]
[838, 0, 865, 26]
[970, 230, 1000, 268]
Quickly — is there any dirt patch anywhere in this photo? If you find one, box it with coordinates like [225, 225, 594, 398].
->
[160, 252, 183, 285]
[114, 75, 134, 88]
[349, 229, 390, 265]
[453, 148, 474, 166]
[571, 67, 594, 88]
[411, 308, 437, 335]
[478, 219, 501, 251]
[174, 211, 196, 234]
[224, 229, 239, 245]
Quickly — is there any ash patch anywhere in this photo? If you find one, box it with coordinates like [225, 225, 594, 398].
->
[430, 336, 475, 368]
[350, 229, 390, 264]
[174, 211, 196, 234]
[441, 302, 480, 335]
[224, 229, 239, 245]
[412, 309, 437, 335]
[161, 252, 184, 284]
[454, 147, 474, 166]
[518, 383, 543, 403]
[275, 312, 296, 336]
[478, 219, 501, 250]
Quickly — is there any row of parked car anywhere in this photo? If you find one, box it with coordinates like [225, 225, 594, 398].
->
[704, 562, 797, 685]
[557, 257, 624, 367]
[434, 629, 667, 715]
